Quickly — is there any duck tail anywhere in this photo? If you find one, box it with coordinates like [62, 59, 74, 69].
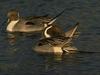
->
[65, 22, 80, 38]
[48, 8, 67, 25]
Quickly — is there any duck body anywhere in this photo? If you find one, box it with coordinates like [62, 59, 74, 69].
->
[6, 17, 63, 39]
[34, 36, 77, 55]
[6, 17, 51, 33]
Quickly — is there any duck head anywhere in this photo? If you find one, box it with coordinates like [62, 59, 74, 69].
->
[6, 10, 20, 32]
[7, 10, 20, 22]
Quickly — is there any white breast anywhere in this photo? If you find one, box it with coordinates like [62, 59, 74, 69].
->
[7, 20, 19, 32]
[44, 25, 52, 38]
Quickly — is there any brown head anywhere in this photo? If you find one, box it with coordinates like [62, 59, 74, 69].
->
[7, 10, 19, 21]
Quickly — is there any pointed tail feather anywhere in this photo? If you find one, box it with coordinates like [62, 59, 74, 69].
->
[48, 18, 57, 25]
[65, 22, 79, 38]
[60, 22, 80, 49]
[47, 8, 67, 25]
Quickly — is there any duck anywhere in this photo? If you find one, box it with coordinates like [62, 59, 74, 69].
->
[6, 10, 54, 33]
[33, 20, 79, 55]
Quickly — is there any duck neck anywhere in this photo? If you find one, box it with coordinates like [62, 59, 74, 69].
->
[7, 19, 19, 32]
[44, 25, 53, 38]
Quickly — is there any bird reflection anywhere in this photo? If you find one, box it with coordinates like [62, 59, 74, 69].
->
[7, 33, 17, 45]
[41, 52, 78, 72]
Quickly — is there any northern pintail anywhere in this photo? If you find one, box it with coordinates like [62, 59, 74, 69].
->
[6, 8, 68, 37]
[33, 22, 79, 55]
[6, 10, 53, 33]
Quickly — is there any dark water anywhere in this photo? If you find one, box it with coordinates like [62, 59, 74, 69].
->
[0, 0, 100, 75]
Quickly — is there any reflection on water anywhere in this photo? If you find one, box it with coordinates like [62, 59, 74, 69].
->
[8, 38, 16, 46]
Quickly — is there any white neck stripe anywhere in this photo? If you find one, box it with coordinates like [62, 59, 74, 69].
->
[44, 25, 52, 38]
[7, 20, 19, 32]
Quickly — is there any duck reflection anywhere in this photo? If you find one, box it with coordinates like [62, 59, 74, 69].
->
[38, 52, 79, 73]
[7, 33, 17, 45]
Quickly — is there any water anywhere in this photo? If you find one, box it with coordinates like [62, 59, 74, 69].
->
[0, 0, 100, 75]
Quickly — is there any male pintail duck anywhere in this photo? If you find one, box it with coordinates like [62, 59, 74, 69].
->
[6, 8, 68, 33]
[33, 21, 79, 55]
[6, 10, 55, 33]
